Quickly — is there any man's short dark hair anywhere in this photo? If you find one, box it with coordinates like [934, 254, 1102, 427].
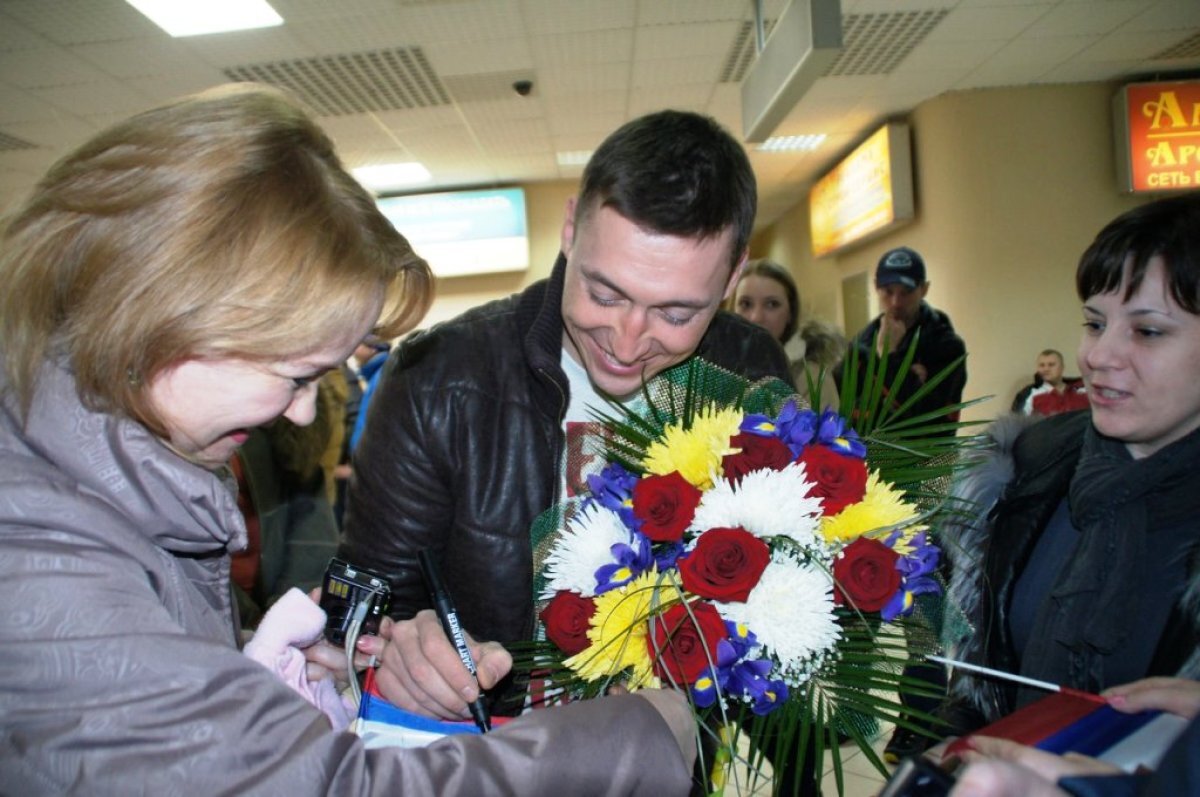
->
[575, 110, 756, 269]
[1038, 349, 1063, 363]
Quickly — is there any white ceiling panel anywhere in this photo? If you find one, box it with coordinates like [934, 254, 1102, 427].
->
[2, 0, 159, 45]
[32, 81, 151, 117]
[529, 30, 636, 66]
[426, 38, 533, 76]
[632, 56, 723, 87]
[71, 38, 213, 79]
[520, 0, 636, 35]
[288, 14, 425, 55]
[179, 28, 315, 68]
[633, 21, 739, 60]
[0, 0, 1197, 225]
[926, 5, 1050, 42]
[401, 0, 527, 43]
[628, 85, 713, 116]
[1122, 0, 1200, 32]
[0, 87, 66, 125]
[0, 47, 108, 89]
[1026, 1, 1148, 37]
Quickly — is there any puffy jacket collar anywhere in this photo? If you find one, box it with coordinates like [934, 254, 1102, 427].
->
[5, 358, 244, 556]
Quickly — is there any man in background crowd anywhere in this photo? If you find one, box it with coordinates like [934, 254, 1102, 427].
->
[1011, 348, 1089, 417]
[839, 245, 967, 435]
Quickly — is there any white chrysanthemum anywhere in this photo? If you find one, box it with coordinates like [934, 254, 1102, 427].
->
[541, 504, 630, 598]
[689, 461, 824, 547]
[719, 556, 841, 682]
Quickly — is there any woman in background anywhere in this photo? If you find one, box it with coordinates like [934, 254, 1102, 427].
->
[939, 192, 1200, 739]
[732, 258, 844, 408]
[0, 83, 694, 795]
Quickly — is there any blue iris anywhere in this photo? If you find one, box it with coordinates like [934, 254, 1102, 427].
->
[815, 409, 867, 459]
[773, 401, 819, 457]
[594, 532, 654, 594]
[880, 532, 942, 621]
[689, 622, 786, 716]
[586, 462, 642, 532]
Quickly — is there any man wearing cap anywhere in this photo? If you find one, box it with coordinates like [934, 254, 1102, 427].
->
[842, 245, 967, 435]
[842, 245, 967, 763]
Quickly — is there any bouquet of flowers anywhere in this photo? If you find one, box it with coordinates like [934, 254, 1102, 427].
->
[518, 357, 975, 795]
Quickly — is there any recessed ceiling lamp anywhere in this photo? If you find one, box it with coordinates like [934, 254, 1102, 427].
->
[351, 163, 433, 193]
[757, 134, 827, 152]
[556, 151, 593, 167]
[124, 0, 284, 37]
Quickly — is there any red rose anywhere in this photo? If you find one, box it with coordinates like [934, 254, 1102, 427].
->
[632, 471, 702, 542]
[540, 591, 597, 655]
[678, 527, 770, 602]
[722, 433, 794, 484]
[799, 445, 867, 515]
[648, 601, 726, 685]
[833, 538, 901, 612]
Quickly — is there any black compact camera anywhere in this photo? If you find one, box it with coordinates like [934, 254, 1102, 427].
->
[319, 558, 392, 646]
[878, 756, 957, 797]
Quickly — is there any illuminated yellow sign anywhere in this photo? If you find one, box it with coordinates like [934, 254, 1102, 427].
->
[809, 123, 913, 257]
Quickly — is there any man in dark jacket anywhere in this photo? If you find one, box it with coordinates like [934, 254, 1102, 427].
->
[840, 245, 968, 761]
[841, 245, 967, 434]
[340, 110, 792, 722]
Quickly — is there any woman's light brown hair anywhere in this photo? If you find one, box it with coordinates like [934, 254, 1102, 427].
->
[0, 83, 433, 433]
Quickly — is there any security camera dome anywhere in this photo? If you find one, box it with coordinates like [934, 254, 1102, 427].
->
[513, 80, 533, 97]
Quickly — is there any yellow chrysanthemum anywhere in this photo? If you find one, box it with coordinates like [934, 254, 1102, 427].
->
[820, 471, 920, 543]
[641, 407, 744, 489]
[563, 570, 675, 690]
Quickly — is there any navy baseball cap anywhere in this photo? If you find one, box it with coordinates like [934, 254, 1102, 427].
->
[875, 246, 926, 290]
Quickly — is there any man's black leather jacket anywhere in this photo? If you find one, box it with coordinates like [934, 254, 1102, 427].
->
[340, 255, 792, 650]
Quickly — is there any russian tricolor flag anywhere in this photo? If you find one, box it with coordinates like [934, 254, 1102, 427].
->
[946, 691, 1189, 771]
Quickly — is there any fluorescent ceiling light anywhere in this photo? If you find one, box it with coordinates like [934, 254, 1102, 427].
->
[125, 0, 283, 37]
[352, 163, 433, 193]
[757, 134, 827, 152]
[556, 151, 593, 167]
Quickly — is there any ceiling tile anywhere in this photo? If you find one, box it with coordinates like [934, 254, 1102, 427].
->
[0, 47, 105, 88]
[520, 0, 635, 35]
[529, 29, 635, 66]
[32, 80, 152, 116]
[1026, 0, 1147, 37]
[402, 0, 526, 43]
[71, 38, 212, 79]
[2, 0, 160, 46]
[426, 38, 534, 76]
[632, 56, 722, 87]
[927, 5, 1050, 42]
[634, 20, 738, 59]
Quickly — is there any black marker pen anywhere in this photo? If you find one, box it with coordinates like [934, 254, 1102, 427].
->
[417, 549, 491, 733]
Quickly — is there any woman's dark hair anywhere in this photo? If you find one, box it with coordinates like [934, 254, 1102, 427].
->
[738, 258, 800, 342]
[1076, 193, 1200, 313]
[575, 110, 756, 270]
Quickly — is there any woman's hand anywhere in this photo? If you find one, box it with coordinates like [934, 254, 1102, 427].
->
[298, 586, 377, 690]
[1103, 676, 1200, 720]
[948, 736, 1120, 797]
[959, 736, 1121, 781]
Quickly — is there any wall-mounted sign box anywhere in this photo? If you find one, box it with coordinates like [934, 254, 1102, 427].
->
[376, 187, 528, 278]
[1113, 79, 1200, 194]
[809, 122, 914, 258]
